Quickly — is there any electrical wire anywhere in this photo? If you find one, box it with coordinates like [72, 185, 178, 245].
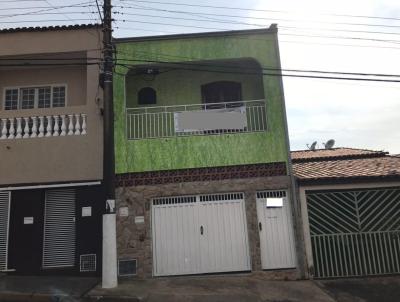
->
[0, 3, 96, 11]
[115, 18, 400, 45]
[2, 53, 399, 80]
[114, 55, 400, 78]
[40, 0, 99, 25]
[0, 18, 93, 23]
[125, 6, 400, 36]
[113, 27, 400, 50]
[116, 0, 400, 22]
[115, 3, 400, 30]
[95, 0, 103, 23]
[116, 62, 400, 83]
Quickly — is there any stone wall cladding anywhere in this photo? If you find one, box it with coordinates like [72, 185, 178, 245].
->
[116, 175, 294, 279]
[115, 162, 287, 187]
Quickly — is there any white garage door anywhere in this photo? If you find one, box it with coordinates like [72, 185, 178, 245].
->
[152, 193, 251, 276]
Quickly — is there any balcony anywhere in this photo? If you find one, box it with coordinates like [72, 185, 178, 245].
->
[126, 99, 267, 140]
[0, 110, 87, 140]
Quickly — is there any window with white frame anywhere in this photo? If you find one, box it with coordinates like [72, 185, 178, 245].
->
[4, 85, 66, 110]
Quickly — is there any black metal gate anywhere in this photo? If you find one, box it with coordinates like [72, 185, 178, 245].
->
[307, 187, 400, 278]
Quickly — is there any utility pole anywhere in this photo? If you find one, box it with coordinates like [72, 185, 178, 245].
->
[102, 0, 118, 289]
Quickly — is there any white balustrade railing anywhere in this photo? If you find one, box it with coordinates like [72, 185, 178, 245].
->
[126, 99, 267, 140]
[0, 113, 87, 140]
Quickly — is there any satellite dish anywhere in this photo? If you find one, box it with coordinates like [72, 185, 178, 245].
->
[307, 141, 317, 151]
[323, 139, 335, 149]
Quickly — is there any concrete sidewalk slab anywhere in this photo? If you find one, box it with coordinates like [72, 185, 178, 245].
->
[0, 275, 99, 302]
[87, 274, 335, 302]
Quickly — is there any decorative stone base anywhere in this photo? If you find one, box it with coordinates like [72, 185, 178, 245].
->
[115, 162, 287, 187]
[116, 175, 295, 279]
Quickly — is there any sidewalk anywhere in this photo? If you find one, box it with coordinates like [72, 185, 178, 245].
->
[2, 273, 398, 301]
[87, 274, 335, 302]
[0, 275, 98, 302]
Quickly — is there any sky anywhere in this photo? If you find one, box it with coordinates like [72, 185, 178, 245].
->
[1, 0, 400, 153]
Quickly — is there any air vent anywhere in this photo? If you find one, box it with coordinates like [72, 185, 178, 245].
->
[118, 259, 137, 276]
[257, 190, 287, 199]
[153, 196, 196, 205]
[0, 191, 10, 272]
[80, 254, 96, 272]
[200, 193, 244, 202]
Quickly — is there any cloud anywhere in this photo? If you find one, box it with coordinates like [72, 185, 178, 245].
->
[250, 0, 400, 153]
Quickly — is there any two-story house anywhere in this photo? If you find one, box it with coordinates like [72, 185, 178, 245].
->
[113, 26, 304, 279]
[0, 25, 104, 276]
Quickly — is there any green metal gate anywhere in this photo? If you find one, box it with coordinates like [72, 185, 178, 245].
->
[307, 188, 400, 278]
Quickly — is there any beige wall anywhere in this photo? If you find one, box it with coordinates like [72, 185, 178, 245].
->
[0, 66, 87, 109]
[0, 28, 103, 185]
[0, 28, 102, 56]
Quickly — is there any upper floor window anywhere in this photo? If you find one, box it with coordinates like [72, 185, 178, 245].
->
[201, 81, 242, 105]
[138, 87, 156, 105]
[4, 85, 66, 110]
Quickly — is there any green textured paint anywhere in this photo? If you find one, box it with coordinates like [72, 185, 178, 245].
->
[126, 63, 264, 108]
[114, 31, 288, 173]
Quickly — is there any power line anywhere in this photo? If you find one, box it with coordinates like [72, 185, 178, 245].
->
[3, 52, 398, 80]
[115, 18, 400, 45]
[40, 0, 98, 24]
[114, 7, 400, 30]
[279, 39, 400, 51]
[0, 57, 102, 60]
[116, 0, 400, 22]
[114, 27, 400, 50]
[115, 13, 400, 43]
[116, 61, 400, 83]
[0, 18, 93, 23]
[0, 62, 100, 66]
[280, 26, 400, 36]
[114, 54, 400, 78]
[95, 0, 103, 23]
[0, 0, 48, 2]
[0, 3, 96, 11]
[0, 11, 99, 18]
[0, 1, 96, 18]
[116, 3, 400, 30]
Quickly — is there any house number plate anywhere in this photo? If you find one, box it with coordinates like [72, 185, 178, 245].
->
[24, 217, 34, 224]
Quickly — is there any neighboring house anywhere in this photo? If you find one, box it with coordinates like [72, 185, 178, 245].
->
[113, 26, 304, 279]
[0, 25, 104, 275]
[293, 148, 400, 279]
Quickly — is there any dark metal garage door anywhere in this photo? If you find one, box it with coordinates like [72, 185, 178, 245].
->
[307, 187, 400, 278]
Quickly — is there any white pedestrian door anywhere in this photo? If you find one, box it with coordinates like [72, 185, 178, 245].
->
[0, 191, 10, 272]
[256, 190, 296, 270]
[152, 193, 250, 276]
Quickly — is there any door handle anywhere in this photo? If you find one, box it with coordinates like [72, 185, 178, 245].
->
[200, 225, 204, 235]
[259, 222, 262, 231]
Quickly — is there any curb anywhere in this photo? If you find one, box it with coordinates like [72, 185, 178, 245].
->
[0, 292, 81, 302]
[83, 295, 141, 302]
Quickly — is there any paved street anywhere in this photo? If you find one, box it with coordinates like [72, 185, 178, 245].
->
[1, 274, 400, 301]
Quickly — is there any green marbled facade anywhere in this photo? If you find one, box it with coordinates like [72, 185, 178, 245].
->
[114, 29, 289, 173]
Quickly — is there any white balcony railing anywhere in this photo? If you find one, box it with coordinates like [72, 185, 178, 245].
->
[126, 99, 267, 140]
[0, 113, 87, 140]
